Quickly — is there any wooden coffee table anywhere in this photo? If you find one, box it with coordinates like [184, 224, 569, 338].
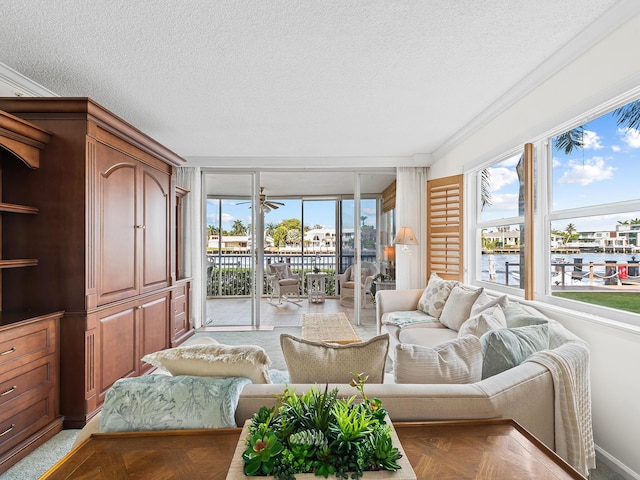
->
[40, 429, 241, 480]
[41, 419, 582, 479]
[301, 312, 360, 344]
[394, 419, 583, 479]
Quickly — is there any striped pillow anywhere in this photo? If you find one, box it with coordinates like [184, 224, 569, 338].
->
[393, 335, 482, 384]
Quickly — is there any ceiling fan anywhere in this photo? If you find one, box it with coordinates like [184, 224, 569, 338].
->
[236, 187, 285, 212]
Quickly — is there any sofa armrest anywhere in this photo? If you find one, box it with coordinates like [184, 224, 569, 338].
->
[375, 288, 424, 334]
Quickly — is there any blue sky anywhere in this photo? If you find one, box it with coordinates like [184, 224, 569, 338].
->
[483, 105, 640, 231]
[207, 198, 378, 232]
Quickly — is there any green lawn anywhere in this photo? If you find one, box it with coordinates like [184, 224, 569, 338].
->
[552, 291, 640, 314]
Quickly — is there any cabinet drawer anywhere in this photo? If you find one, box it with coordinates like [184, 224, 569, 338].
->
[0, 356, 54, 410]
[0, 319, 56, 375]
[0, 394, 55, 451]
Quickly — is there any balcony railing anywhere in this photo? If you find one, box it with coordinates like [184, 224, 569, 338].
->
[206, 253, 377, 297]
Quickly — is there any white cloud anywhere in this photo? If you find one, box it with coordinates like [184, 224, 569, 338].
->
[486, 166, 519, 192]
[487, 193, 519, 210]
[557, 156, 615, 186]
[582, 129, 603, 149]
[618, 127, 640, 148]
[611, 145, 621, 152]
[552, 157, 561, 168]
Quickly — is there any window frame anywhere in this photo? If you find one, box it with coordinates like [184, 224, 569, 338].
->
[467, 90, 640, 329]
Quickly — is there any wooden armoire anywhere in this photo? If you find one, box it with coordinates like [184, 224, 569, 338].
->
[0, 97, 193, 429]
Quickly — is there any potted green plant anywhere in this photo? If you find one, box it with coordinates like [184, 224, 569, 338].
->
[234, 373, 413, 479]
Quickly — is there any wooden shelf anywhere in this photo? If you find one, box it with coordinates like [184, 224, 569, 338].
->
[0, 109, 51, 169]
[0, 259, 38, 269]
[0, 202, 38, 214]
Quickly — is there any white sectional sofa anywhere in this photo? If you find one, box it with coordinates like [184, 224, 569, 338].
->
[74, 276, 596, 476]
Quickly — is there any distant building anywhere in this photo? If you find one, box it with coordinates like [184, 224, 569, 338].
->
[303, 228, 336, 252]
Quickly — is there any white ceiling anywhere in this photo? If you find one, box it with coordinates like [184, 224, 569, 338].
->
[0, 0, 635, 195]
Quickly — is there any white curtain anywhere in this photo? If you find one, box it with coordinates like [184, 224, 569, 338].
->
[395, 167, 428, 290]
[176, 166, 203, 328]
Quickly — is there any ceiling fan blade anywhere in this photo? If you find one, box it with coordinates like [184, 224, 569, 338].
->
[265, 202, 280, 210]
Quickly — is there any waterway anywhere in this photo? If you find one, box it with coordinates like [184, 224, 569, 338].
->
[481, 252, 640, 286]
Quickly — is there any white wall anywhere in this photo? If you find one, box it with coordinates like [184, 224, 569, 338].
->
[428, 12, 640, 479]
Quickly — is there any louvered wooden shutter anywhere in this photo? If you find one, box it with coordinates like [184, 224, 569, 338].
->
[427, 174, 463, 281]
[381, 180, 396, 213]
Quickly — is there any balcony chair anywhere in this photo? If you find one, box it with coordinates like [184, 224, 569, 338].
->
[338, 261, 378, 308]
[267, 262, 302, 304]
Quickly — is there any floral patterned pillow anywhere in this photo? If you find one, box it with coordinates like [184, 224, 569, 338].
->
[417, 273, 458, 319]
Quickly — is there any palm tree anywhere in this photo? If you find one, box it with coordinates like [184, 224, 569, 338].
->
[480, 169, 492, 210]
[230, 219, 247, 236]
[613, 100, 640, 130]
[564, 223, 577, 244]
[265, 222, 277, 237]
[553, 99, 640, 154]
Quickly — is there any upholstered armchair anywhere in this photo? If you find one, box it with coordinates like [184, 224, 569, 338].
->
[267, 263, 302, 304]
[338, 261, 378, 307]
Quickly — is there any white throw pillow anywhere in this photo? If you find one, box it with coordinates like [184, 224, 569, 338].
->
[142, 343, 272, 384]
[458, 304, 507, 338]
[280, 333, 389, 384]
[438, 284, 483, 331]
[470, 293, 509, 316]
[417, 273, 458, 319]
[393, 335, 482, 384]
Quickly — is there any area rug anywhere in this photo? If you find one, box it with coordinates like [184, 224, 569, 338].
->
[301, 312, 360, 344]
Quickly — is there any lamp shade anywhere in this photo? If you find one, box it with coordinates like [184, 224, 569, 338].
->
[394, 227, 418, 245]
[383, 245, 396, 262]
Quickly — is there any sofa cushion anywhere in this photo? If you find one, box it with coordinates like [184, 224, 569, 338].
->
[480, 323, 550, 379]
[393, 335, 483, 384]
[141, 343, 272, 384]
[417, 273, 458, 319]
[398, 324, 458, 348]
[458, 304, 507, 338]
[280, 333, 389, 384]
[439, 284, 484, 331]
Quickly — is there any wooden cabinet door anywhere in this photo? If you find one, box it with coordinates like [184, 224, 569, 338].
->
[96, 302, 137, 405]
[140, 165, 170, 293]
[138, 292, 170, 374]
[170, 281, 191, 347]
[95, 142, 139, 305]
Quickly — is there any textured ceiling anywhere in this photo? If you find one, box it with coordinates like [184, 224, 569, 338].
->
[0, 1, 629, 165]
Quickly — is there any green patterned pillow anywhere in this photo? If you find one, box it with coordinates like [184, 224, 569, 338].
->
[100, 375, 251, 432]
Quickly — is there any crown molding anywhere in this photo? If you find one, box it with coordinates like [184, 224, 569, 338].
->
[432, 0, 640, 162]
[0, 62, 58, 97]
[184, 154, 433, 169]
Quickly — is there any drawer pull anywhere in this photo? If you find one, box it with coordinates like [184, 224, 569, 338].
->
[0, 347, 16, 356]
[0, 386, 17, 396]
[0, 424, 14, 437]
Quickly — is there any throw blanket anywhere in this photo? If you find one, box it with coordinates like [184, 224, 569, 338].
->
[100, 375, 251, 432]
[527, 342, 596, 477]
[383, 310, 438, 328]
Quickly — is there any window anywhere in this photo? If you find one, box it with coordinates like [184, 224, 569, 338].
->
[473, 153, 526, 291]
[469, 96, 640, 322]
[550, 99, 640, 314]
